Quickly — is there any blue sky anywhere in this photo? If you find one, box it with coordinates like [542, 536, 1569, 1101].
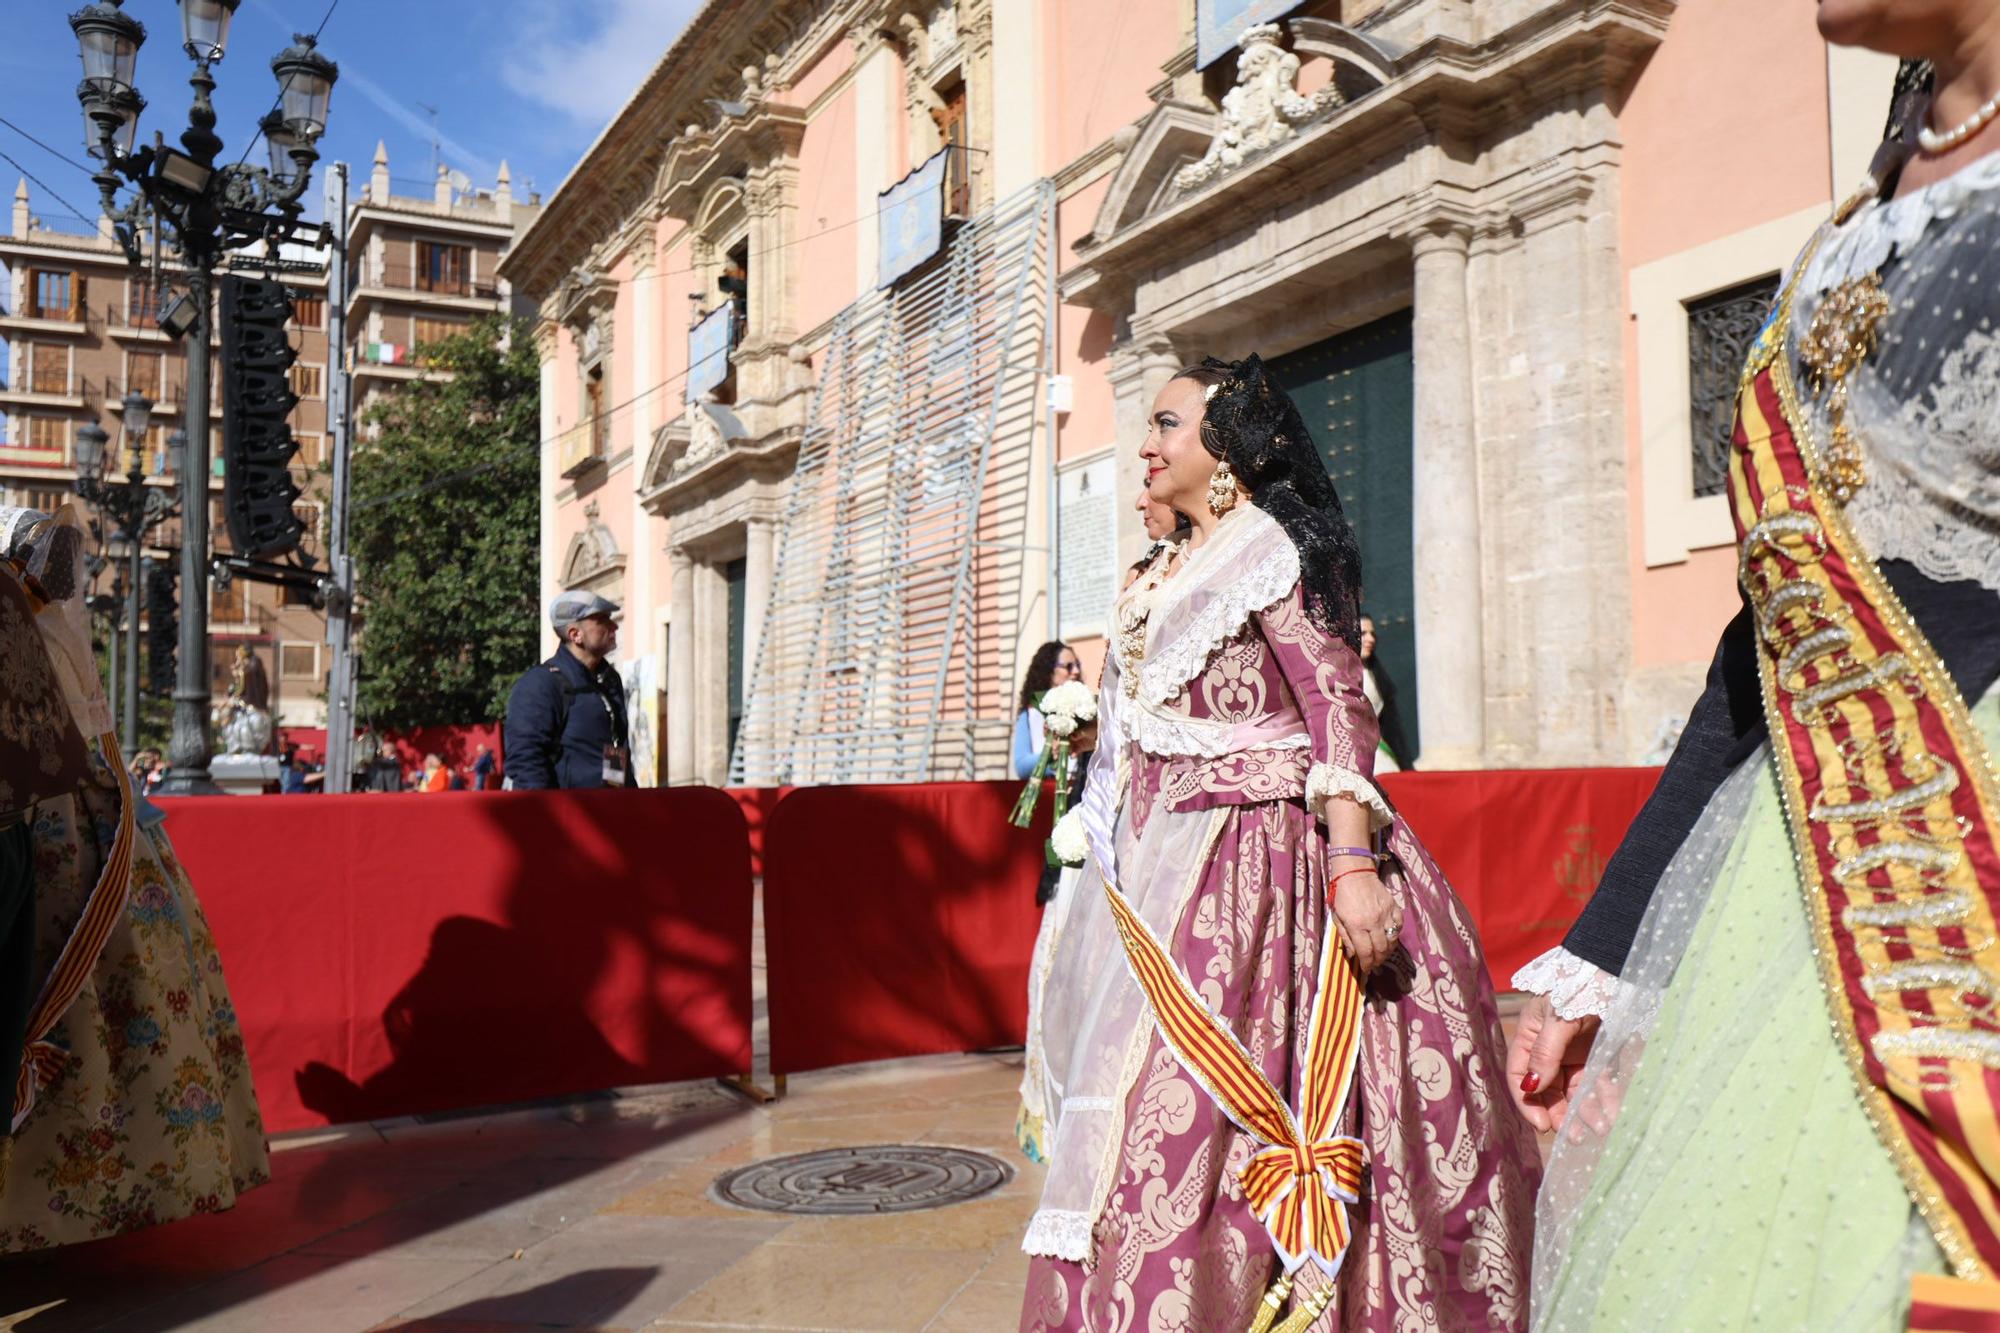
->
[1, 0, 703, 231]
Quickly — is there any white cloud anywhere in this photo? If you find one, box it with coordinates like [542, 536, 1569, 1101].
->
[500, 0, 703, 128]
[242, 0, 497, 182]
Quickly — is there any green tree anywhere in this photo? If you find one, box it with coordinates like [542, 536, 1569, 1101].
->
[348, 315, 540, 730]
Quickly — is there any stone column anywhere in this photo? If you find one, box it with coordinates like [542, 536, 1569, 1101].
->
[1409, 222, 1486, 768]
[666, 547, 697, 785]
[694, 558, 731, 785]
[1106, 333, 1182, 571]
[629, 236, 657, 645]
[536, 319, 562, 658]
[743, 516, 776, 677]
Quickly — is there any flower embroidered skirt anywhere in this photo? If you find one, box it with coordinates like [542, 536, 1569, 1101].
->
[1021, 795, 1539, 1331]
[0, 760, 268, 1251]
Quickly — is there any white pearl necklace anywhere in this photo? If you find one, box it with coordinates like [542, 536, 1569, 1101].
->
[1918, 88, 2000, 155]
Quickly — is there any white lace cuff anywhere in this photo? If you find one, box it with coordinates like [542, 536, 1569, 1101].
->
[1305, 762, 1392, 833]
[1511, 945, 1618, 1020]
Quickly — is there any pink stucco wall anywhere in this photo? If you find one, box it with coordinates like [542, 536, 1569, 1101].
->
[783, 30, 852, 109]
[1620, 0, 1832, 670]
[1045, 0, 1182, 171]
[1056, 175, 1116, 465]
[796, 81, 859, 337]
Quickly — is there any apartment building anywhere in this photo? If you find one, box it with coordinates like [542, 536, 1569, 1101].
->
[0, 180, 333, 727]
[345, 144, 541, 428]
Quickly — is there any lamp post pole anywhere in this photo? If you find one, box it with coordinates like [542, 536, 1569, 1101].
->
[124, 460, 144, 745]
[65, 0, 339, 795]
[163, 265, 216, 793]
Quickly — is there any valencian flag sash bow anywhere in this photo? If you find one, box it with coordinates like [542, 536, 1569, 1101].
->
[1101, 835, 1365, 1329]
[1731, 233, 2000, 1326]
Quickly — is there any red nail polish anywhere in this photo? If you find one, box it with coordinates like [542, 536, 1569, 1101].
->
[1519, 1072, 1541, 1095]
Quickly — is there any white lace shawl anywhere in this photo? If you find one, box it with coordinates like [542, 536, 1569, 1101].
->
[1129, 504, 1304, 759]
[1792, 150, 2000, 592]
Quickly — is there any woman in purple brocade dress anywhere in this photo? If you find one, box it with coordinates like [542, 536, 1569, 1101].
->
[1020, 356, 1539, 1331]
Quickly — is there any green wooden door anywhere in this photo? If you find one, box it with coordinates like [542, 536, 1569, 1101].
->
[725, 557, 747, 761]
[1268, 309, 1419, 758]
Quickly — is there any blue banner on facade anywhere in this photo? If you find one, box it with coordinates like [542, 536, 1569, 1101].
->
[877, 149, 948, 290]
[1196, 0, 1305, 69]
[687, 303, 735, 404]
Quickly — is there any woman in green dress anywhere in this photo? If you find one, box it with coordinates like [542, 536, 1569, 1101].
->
[1510, 5, 2000, 1326]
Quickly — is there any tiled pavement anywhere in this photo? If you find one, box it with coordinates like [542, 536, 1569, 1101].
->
[1, 1051, 1043, 1333]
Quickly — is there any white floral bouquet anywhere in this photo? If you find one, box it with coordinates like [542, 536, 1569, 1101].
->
[1009, 679, 1099, 837]
[1048, 808, 1088, 868]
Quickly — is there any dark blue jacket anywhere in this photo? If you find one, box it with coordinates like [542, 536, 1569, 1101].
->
[503, 645, 629, 790]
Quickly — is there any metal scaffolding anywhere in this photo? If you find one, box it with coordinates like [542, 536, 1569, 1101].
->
[730, 179, 1057, 786]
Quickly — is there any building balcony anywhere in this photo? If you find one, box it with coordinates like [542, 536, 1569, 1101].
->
[0, 306, 96, 338]
[346, 280, 505, 316]
[0, 384, 89, 411]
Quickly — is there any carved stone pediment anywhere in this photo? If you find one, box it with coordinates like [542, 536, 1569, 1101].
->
[561, 501, 625, 588]
[1083, 101, 1222, 247]
[554, 266, 617, 336]
[641, 400, 752, 499]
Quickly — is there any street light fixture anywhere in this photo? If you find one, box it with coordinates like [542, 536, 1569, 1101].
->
[74, 422, 108, 483]
[178, 0, 240, 63]
[120, 389, 154, 447]
[70, 0, 145, 92]
[65, 0, 337, 794]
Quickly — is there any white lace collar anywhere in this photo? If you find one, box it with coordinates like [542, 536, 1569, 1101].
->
[1800, 149, 2000, 296]
[1136, 504, 1300, 706]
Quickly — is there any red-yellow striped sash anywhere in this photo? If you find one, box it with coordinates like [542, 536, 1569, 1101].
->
[1102, 862, 1365, 1276]
[11, 731, 136, 1131]
[1731, 238, 2000, 1320]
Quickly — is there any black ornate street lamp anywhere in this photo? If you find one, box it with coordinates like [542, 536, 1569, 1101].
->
[73, 394, 178, 752]
[68, 0, 337, 795]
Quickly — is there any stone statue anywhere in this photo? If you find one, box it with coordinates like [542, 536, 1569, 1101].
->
[213, 643, 274, 756]
[1175, 24, 1343, 193]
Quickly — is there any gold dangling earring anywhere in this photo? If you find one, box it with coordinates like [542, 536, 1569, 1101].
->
[1207, 459, 1240, 517]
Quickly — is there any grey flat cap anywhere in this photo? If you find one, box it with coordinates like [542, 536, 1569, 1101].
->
[550, 589, 621, 630]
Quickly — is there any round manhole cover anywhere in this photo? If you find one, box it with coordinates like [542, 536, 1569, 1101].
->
[711, 1144, 1013, 1215]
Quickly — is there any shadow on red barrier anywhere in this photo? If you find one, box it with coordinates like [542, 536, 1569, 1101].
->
[763, 780, 1051, 1076]
[163, 787, 756, 1131]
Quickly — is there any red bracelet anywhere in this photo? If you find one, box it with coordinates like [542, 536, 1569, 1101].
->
[1330, 867, 1375, 900]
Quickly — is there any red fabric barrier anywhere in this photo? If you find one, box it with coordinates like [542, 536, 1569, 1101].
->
[1378, 767, 1663, 986]
[724, 787, 786, 880]
[161, 787, 754, 1131]
[763, 780, 1051, 1076]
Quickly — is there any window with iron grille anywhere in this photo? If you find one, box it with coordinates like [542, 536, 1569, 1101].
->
[291, 293, 325, 328]
[933, 77, 971, 217]
[128, 281, 162, 328]
[30, 270, 79, 320]
[28, 343, 69, 394]
[416, 242, 470, 295]
[290, 364, 324, 399]
[128, 350, 164, 400]
[26, 417, 67, 452]
[1686, 275, 1779, 498]
[279, 642, 318, 677]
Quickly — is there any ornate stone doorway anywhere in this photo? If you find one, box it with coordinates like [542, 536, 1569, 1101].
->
[1268, 309, 1418, 757]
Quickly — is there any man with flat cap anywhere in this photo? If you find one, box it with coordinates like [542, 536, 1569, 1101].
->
[503, 590, 632, 789]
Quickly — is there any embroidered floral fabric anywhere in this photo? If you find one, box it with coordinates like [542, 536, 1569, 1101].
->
[0, 764, 268, 1250]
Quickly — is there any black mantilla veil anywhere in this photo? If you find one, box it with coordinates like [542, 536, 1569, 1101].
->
[1173, 355, 1366, 652]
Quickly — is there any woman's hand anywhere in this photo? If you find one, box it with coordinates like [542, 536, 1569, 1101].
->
[1331, 868, 1399, 974]
[1068, 721, 1098, 755]
[1505, 993, 1600, 1133]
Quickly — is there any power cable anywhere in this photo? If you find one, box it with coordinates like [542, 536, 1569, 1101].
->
[0, 114, 95, 175]
[0, 149, 100, 227]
